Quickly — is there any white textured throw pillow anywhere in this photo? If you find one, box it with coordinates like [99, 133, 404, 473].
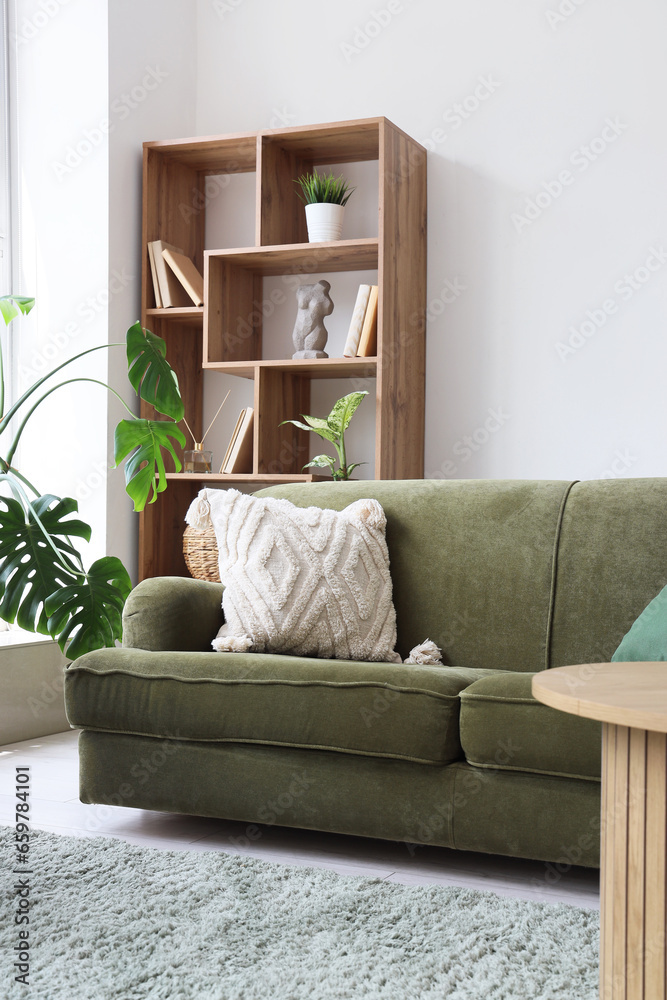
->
[186, 488, 402, 663]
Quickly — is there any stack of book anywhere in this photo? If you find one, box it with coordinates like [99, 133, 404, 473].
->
[147, 241, 204, 308]
[343, 284, 379, 358]
[219, 408, 254, 474]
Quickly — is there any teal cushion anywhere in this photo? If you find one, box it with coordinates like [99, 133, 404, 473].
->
[612, 584, 667, 661]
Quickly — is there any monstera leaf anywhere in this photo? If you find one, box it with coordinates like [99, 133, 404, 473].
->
[115, 418, 187, 512]
[45, 556, 131, 659]
[126, 322, 184, 421]
[0, 494, 90, 633]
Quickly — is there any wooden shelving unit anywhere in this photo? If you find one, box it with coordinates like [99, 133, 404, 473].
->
[139, 116, 426, 580]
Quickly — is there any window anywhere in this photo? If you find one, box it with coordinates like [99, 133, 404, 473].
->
[0, 0, 11, 296]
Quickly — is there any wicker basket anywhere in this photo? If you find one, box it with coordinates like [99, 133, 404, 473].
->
[183, 525, 220, 583]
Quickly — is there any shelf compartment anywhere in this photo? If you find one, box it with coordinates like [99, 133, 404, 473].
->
[258, 139, 311, 247]
[254, 368, 311, 476]
[204, 239, 379, 366]
[262, 119, 381, 164]
[258, 120, 382, 245]
[143, 132, 258, 174]
[203, 357, 378, 380]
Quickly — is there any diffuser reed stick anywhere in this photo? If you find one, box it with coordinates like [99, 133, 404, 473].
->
[201, 391, 231, 448]
[182, 390, 231, 450]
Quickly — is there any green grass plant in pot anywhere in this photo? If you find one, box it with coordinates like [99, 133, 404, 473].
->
[294, 169, 355, 243]
[281, 390, 367, 481]
[0, 295, 186, 658]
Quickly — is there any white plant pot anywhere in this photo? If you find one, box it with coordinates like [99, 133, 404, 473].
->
[305, 203, 345, 243]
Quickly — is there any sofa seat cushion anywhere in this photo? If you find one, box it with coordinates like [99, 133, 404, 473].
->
[65, 650, 495, 765]
[459, 672, 601, 780]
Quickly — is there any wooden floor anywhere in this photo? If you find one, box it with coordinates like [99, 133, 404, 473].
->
[0, 730, 600, 909]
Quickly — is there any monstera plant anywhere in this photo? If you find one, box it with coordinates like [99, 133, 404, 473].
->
[0, 295, 185, 659]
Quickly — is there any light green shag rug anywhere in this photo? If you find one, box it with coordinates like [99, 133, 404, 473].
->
[0, 826, 598, 999]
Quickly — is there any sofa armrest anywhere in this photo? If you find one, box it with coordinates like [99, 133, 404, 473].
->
[122, 576, 224, 652]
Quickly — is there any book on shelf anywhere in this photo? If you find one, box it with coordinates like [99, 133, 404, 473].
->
[357, 284, 378, 357]
[148, 240, 191, 308]
[147, 243, 163, 308]
[343, 284, 371, 357]
[161, 248, 204, 307]
[220, 407, 254, 474]
[220, 409, 245, 472]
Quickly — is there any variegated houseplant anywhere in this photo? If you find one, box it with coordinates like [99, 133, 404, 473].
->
[281, 390, 368, 481]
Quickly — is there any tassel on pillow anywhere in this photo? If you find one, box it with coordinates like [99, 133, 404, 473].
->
[185, 491, 212, 530]
[212, 633, 253, 653]
[344, 498, 387, 531]
[404, 639, 443, 665]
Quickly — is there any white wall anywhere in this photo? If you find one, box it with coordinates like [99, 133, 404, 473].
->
[107, 0, 196, 575]
[195, 0, 667, 483]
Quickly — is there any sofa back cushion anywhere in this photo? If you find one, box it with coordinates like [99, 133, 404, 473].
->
[257, 480, 573, 670]
[549, 479, 667, 668]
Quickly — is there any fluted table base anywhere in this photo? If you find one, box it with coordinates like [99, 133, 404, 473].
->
[601, 723, 667, 999]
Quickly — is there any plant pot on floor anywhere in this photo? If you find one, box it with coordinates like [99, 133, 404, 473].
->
[305, 203, 345, 242]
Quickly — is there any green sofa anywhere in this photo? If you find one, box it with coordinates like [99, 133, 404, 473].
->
[64, 478, 667, 868]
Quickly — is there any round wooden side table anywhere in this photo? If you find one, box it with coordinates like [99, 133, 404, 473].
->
[533, 662, 667, 1000]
